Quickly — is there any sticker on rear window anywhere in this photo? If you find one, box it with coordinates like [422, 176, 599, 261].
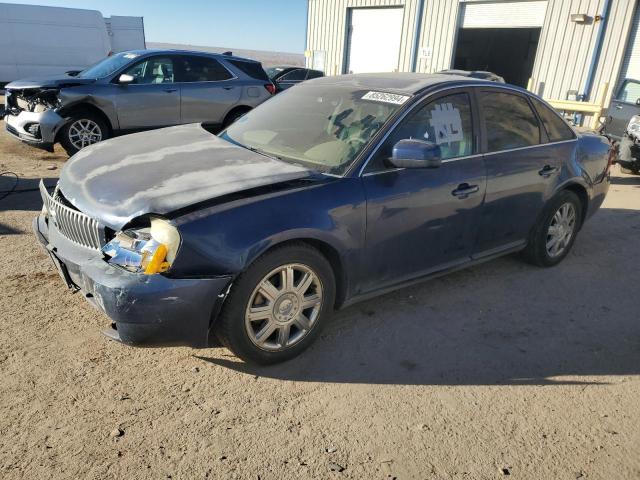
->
[362, 91, 410, 105]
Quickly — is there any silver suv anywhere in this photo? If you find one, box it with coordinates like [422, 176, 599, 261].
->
[3, 50, 275, 155]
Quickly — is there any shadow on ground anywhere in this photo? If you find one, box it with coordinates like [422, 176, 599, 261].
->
[198, 206, 640, 386]
[0, 177, 57, 213]
[611, 174, 640, 186]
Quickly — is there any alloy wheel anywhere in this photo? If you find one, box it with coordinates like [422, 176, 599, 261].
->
[68, 119, 103, 150]
[546, 202, 577, 258]
[245, 263, 323, 351]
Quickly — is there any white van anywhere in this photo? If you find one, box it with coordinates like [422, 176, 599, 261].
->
[0, 3, 145, 85]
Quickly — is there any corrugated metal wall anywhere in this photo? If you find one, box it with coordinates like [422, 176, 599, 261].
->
[307, 0, 637, 105]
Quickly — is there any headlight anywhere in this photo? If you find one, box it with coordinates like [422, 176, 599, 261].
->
[627, 115, 640, 134]
[102, 218, 181, 275]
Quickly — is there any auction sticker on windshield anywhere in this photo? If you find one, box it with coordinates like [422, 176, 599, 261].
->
[362, 91, 410, 105]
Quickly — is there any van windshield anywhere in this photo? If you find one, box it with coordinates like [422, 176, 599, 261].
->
[220, 85, 409, 175]
[78, 52, 141, 79]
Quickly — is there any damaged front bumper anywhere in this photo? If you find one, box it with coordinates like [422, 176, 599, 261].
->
[33, 213, 232, 348]
[4, 109, 65, 151]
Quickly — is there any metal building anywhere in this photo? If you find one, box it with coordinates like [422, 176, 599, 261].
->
[305, 0, 640, 105]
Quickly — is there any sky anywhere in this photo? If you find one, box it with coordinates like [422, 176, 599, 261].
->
[1, 0, 307, 53]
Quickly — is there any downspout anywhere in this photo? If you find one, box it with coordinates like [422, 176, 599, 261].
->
[410, 0, 427, 72]
[581, 0, 612, 101]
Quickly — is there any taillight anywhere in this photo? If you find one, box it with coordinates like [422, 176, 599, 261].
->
[265, 83, 276, 95]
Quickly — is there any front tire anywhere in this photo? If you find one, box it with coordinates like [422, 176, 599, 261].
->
[522, 191, 583, 267]
[60, 112, 109, 156]
[215, 243, 336, 365]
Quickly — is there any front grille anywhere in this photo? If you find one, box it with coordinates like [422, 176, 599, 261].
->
[39, 180, 104, 251]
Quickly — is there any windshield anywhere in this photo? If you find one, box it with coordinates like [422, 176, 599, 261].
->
[221, 85, 409, 175]
[78, 52, 142, 79]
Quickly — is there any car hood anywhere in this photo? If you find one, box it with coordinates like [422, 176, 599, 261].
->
[59, 124, 314, 230]
[5, 76, 96, 90]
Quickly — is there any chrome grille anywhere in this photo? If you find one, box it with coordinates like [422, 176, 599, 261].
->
[39, 180, 104, 251]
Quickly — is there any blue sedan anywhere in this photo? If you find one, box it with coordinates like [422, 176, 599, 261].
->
[34, 73, 612, 364]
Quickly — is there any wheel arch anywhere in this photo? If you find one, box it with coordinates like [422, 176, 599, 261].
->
[561, 182, 589, 226]
[55, 103, 114, 142]
[245, 237, 349, 309]
[223, 105, 252, 127]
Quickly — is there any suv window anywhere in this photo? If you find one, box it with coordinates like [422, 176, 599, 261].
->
[367, 92, 474, 171]
[480, 91, 541, 151]
[123, 56, 174, 84]
[227, 59, 269, 81]
[280, 69, 307, 81]
[617, 79, 640, 103]
[531, 97, 576, 142]
[176, 56, 233, 82]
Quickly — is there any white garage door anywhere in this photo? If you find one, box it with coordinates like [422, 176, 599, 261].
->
[461, 1, 548, 28]
[619, 1, 640, 82]
[346, 7, 404, 74]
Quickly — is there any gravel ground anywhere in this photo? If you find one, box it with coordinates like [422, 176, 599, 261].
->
[1, 126, 639, 480]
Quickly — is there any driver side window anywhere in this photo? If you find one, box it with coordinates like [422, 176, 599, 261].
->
[123, 56, 175, 85]
[366, 93, 474, 172]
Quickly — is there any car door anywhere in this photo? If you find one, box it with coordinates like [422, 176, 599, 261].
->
[176, 55, 241, 124]
[360, 90, 486, 292]
[472, 88, 571, 257]
[276, 68, 307, 90]
[114, 55, 181, 130]
[608, 79, 640, 139]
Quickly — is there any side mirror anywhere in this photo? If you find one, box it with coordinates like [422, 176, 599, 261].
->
[65, 70, 81, 77]
[389, 139, 442, 168]
[118, 74, 134, 85]
[636, 98, 640, 106]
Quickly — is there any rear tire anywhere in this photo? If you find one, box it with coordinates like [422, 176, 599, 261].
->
[60, 111, 110, 156]
[522, 191, 583, 267]
[215, 243, 335, 365]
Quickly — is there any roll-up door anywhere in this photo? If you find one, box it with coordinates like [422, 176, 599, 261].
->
[345, 7, 404, 74]
[460, 1, 548, 29]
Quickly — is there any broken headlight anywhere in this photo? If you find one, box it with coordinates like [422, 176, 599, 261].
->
[102, 218, 181, 275]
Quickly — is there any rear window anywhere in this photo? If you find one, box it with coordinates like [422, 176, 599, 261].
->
[227, 60, 269, 81]
[307, 70, 324, 79]
[176, 56, 233, 82]
[531, 97, 576, 142]
[480, 91, 541, 151]
[280, 69, 306, 81]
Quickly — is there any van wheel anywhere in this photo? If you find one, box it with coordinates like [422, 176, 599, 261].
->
[522, 191, 583, 267]
[215, 243, 335, 365]
[60, 112, 109, 156]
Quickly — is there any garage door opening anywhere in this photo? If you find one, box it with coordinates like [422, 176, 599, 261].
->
[453, 28, 541, 87]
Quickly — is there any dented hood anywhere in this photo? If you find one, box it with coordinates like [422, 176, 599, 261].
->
[5, 76, 96, 90]
[59, 124, 313, 230]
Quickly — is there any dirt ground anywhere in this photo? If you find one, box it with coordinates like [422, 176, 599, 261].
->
[0, 124, 639, 480]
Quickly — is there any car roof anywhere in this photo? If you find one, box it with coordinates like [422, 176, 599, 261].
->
[304, 72, 501, 95]
[123, 49, 261, 64]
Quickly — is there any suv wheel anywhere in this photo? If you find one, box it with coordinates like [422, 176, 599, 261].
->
[60, 112, 109, 156]
[215, 244, 335, 364]
[522, 190, 583, 267]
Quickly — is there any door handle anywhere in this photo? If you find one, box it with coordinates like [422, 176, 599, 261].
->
[223, 86, 235, 90]
[538, 165, 559, 178]
[452, 183, 479, 199]
[164, 88, 178, 93]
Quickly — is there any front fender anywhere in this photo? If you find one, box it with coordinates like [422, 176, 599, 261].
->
[169, 177, 367, 285]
